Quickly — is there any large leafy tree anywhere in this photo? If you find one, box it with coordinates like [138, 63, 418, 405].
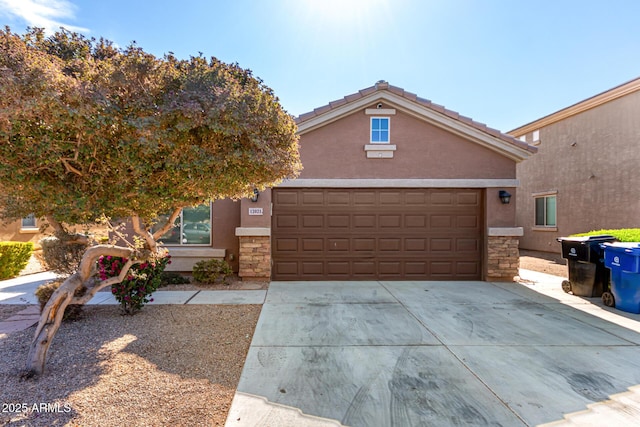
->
[0, 27, 301, 376]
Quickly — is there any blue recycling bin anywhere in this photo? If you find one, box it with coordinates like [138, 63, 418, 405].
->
[602, 242, 640, 314]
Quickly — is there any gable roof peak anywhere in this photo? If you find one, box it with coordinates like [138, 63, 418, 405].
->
[375, 80, 389, 90]
[296, 82, 537, 160]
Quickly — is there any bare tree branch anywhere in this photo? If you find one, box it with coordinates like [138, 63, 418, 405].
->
[72, 258, 136, 305]
[151, 207, 183, 241]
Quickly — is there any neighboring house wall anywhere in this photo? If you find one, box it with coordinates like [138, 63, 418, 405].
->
[0, 218, 41, 243]
[511, 78, 640, 253]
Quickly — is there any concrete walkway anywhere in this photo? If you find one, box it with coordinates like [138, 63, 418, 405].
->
[0, 272, 266, 336]
[226, 271, 640, 427]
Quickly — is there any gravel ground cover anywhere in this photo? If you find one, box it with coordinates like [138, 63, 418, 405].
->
[519, 249, 567, 278]
[0, 304, 261, 426]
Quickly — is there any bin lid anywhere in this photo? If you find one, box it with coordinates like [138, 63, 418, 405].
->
[602, 242, 640, 255]
[557, 235, 616, 243]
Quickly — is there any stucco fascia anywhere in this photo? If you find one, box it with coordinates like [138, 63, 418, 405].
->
[277, 178, 519, 188]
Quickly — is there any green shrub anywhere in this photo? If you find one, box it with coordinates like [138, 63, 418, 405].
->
[192, 259, 232, 284]
[159, 271, 191, 286]
[40, 236, 89, 275]
[571, 228, 640, 242]
[34, 280, 85, 321]
[0, 241, 34, 280]
[97, 253, 171, 315]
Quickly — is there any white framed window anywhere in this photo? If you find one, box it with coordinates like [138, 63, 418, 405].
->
[370, 117, 390, 143]
[21, 214, 37, 229]
[534, 194, 556, 227]
[532, 129, 540, 145]
[153, 204, 212, 245]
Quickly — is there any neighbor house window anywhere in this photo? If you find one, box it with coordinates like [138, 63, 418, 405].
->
[532, 129, 540, 145]
[370, 117, 390, 143]
[154, 204, 211, 245]
[21, 214, 37, 229]
[535, 195, 556, 227]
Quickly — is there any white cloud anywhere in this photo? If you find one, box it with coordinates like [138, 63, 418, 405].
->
[0, 0, 89, 34]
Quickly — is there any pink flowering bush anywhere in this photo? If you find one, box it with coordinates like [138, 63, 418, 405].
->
[97, 253, 171, 314]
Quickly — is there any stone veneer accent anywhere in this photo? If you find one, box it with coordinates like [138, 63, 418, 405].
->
[487, 236, 520, 281]
[238, 236, 271, 281]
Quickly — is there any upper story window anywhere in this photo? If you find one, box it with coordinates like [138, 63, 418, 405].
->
[21, 214, 37, 229]
[370, 117, 390, 143]
[535, 194, 556, 227]
[153, 204, 211, 245]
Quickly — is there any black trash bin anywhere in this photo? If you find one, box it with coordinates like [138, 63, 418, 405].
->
[557, 235, 617, 297]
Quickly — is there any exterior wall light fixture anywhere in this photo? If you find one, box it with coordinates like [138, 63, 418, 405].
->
[499, 190, 511, 204]
[250, 188, 260, 203]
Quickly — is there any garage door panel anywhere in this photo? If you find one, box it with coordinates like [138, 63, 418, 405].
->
[431, 261, 453, 275]
[379, 215, 401, 228]
[431, 192, 454, 205]
[379, 191, 402, 205]
[327, 261, 350, 275]
[457, 261, 481, 276]
[379, 261, 401, 275]
[431, 238, 452, 251]
[457, 238, 480, 252]
[405, 192, 427, 205]
[458, 192, 480, 205]
[302, 215, 324, 228]
[275, 261, 298, 276]
[406, 238, 427, 251]
[276, 238, 298, 252]
[302, 191, 324, 205]
[302, 238, 323, 251]
[328, 214, 349, 228]
[276, 215, 298, 229]
[353, 215, 376, 228]
[353, 191, 376, 205]
[274, 190, 299, 205]
[353, 261, 375, 275]
[328, 238, 349, 252]
[457, 215, 480, 228]
[379, 238, 401, 251]
[405, 215, 427, 228]
[272, 188, 482, 280]
[353, 238, 375, 251]
[430, 215, 453, 228]
[405, 262, 427, 275]
[327, 191, 350, 205]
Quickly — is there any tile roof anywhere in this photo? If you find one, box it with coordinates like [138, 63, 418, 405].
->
[296, 81, 537, 154]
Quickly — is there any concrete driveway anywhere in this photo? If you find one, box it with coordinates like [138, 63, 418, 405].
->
[226, 271, 640, 426]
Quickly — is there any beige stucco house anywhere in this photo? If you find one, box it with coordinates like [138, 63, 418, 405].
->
[510, 77, 640, 253]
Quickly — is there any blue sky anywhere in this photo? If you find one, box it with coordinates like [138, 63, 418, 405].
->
[1, 0, 640, 132]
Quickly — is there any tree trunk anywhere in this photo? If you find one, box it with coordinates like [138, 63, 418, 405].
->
[24, 274, 84, 377]
[24, 245, 135, 378]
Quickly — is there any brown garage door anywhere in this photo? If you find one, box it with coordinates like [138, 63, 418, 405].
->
[271, 188, 483, 280]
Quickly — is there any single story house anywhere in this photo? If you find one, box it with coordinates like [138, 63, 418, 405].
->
[510, 77, 640, 253]
[3, 81, 537, 281]
[192, 81, 536, 281]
